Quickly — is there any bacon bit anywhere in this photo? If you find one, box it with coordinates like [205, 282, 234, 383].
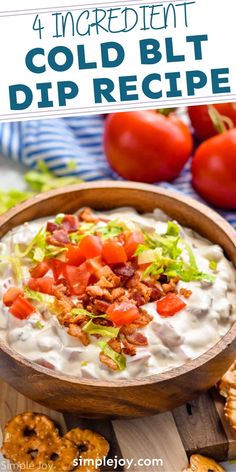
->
[92, 317, 113, 327]
[64, 312, 88, 326]
[54, 283, 70, 298]
[86, 285, 113, 302]
[120, 324, 137, 336]
[126, 271, 142, 288]
[128, 290, 145, 307]
[111, 287, 126, 301]
[122, 338, 136, 356]
[97, 266, 120, 288]
[47, 229, 69, 246]
[62, 215, 79, 232]
[136, 283, 152, 303]
[179, 287, 192, 299]
[125, 332, 148, 346]
[133, 310, 153, 328]
[148, 285, 163, 301]
[113, 263, 136, 281]
[68, 324, 90, 346]
[79, 207, 99, 223]
[157, 274, 168, 284]
[162, 277, 179, 294]
[108, 338, 122, 353]
[94, 299, 111, 313]
[46, 221, 60, 233]
[99, 352, 118, 371]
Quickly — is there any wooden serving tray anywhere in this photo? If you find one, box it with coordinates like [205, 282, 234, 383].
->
[0, 380, 236, 471]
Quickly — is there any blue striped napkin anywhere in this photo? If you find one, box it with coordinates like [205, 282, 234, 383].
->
[0, 116, 235, 228]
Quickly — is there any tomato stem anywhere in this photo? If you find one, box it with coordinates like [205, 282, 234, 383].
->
[208, 105, 234, 134]
[157, 108, 176, 116]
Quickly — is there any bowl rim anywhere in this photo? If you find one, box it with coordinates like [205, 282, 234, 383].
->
[0, 180, 236, 388]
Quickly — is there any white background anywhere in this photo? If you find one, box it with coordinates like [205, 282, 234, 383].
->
[0, 0, 235, 121]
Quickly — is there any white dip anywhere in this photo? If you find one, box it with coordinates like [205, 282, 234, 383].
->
[0, 208, 235, 380]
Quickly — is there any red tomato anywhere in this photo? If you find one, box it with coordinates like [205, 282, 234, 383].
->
[107, 302, 140, 326]
[124, 231, 144, 259]
[86, 257, 104, 278]
[102, 240, 127, 264]
[104, 111, 193, 183]
[63, 263, 91, 295]
[66, 244, 85, 266]
[49, 259, 66, 281]
[28, 277, 55, 295]
[79, 235, 102, 259]
[188, 103, 236, 141]
[29, 261, 50, 278]
[157, 293, 186, 317]
[9, 295, 36, 319]
[3, 287, 23, 307]
[191, 129, 236, 209]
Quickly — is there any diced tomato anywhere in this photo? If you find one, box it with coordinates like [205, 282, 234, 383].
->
[62, 262, 91, 295]
[49, 259, 66, 281]
[79, 235, 102, 259]
[102, 240, 127, 264]
[3, 287, 24, 307]
[62, 215, 79, 232]
[86, 256, 104, 278]
[66, 244, 85, 266]
[9, 295, 36, 319]
[30, 261, 50, 278]
[107, 301, 140, 326]
[28, 277, 55, 295]
[156, 293, 186, 317]
[124, 231, 145, 259]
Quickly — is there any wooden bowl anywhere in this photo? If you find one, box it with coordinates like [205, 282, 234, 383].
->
[0, 181, 235, 419]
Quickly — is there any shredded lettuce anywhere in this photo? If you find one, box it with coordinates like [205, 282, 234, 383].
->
[0, 190, 34, 215]
[24, 161, 83, 192]
[82, 320, 119, 338]
[182, 241, 198, 270]
[143, 231, 182, 259]
[166, 221, 180, 236]
[139, 223, 215, 283]
[98, 341, 126, 371]
[0, 161, 83, 216]
[24, 287, 55, 306]
[54, 214, 65, 224]
[0, 255, 23, 282]
[34, 321, 45, 329]
[71, 308, 106, 319]
[15, 226, 66, 262]
[209, 260, 218, 271]
[97, 219, 128, 240]
[69, 223, 96, 243]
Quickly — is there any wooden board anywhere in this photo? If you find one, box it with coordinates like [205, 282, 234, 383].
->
[1, 380, 236, 471]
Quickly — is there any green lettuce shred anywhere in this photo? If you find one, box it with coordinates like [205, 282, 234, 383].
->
[0, 161, 83, 216]
[24, 161, 83, 192]
[138, 221, 215, 283]
[98, 341, 126, 371]
[166, 221, 180, 236]
[71, 308, 107, 319]
[209, 260, 218, 271]
[82, 320, 119, 338]
[24, 287, 55, 307]
[15, 226, 66, 262]
[0, 190, 34, 215]
[97, 219, 128, 240]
